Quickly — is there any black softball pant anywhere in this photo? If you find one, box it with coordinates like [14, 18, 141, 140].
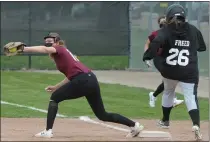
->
[50, 72, 135, 127]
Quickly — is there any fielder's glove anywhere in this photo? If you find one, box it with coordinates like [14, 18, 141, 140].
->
[4, 42, 26, 56]
[145, 60, 152, 68]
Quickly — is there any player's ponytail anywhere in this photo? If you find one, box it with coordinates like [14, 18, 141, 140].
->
[57, 40, 66, 46]
[167, 16, 185, 29]
[158, 16, 166, 28]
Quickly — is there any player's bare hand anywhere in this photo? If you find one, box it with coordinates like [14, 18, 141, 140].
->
[145, 60, 152, 68]
[45, 86, 57, 93]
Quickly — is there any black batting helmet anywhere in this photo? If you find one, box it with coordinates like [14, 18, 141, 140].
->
[165, 4, 186, 23]
[44, 32, 61, 42]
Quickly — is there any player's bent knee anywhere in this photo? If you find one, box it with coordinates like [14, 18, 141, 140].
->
[162, 93, 174, 107]
[50, 92, 60, 103]
[185, 98, 198, 111]
[49, 100, 58, 106]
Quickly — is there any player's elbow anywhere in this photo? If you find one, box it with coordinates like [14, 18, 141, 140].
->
[144, 44, 149, 51]
[144, 41, 150, 51]
[197, 44, 206, 52]
[197, 47, 206, 52]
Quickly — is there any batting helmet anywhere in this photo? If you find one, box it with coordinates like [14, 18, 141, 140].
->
[44, 32, 61, 42]
[165, 4, 186, 23]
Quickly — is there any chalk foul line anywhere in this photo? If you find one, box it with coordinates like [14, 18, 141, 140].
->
[1, 100, 129, 132]
[1, 100, 172, 139]
[1, 100, 67, 118]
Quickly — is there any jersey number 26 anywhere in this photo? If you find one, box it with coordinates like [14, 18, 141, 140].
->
[166, 48, 189, 66]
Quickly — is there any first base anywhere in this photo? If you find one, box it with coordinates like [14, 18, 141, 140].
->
[139, 130, 171, 138]
[79, 116, 172, 139]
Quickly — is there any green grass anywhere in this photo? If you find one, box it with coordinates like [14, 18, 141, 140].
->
[1, 105, 47, 118]
[1, 55, 128, 70]
[1, 71, 208, 120]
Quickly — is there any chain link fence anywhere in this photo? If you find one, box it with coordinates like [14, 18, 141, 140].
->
[1, 2, 130, 55]
[1, 2, 209, 76]
[129, 1, 209, 76]
[1, 2, 130, 70]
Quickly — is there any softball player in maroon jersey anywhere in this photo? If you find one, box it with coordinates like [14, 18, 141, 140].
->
[22, 33, 143, 138]
[144, 16, 184, 108]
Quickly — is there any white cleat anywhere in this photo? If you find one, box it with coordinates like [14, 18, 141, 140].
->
[149, 92, 157, 107]
[192, 125, 202, 141]
[173, 98, 184, 107]
[35, 129, 53, 138]
[126, 122, 144, 138]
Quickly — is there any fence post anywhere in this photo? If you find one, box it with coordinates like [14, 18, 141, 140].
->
[209, 2, 210, 119]
[197, 3, 202, 30]
[128, 2, 131, 69]
[28, 2, 32, 69]
[187, 2, 192, 24]
[148, 3, 153, 33]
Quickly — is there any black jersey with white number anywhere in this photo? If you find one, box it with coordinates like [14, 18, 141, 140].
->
[143, 22, 206, 83]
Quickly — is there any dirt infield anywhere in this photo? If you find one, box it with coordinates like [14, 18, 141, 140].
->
[1, 118, 209, 141]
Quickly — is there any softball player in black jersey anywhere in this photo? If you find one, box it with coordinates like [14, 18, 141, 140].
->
[144, 16, 184, 108]
[143, 4, 206, 141]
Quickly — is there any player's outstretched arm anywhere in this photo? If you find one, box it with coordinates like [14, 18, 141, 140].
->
[3, 42, 56, 56]
[23, 46, 57, 54]
[143, 30, 165, 61]
[144, 39, 150, 52]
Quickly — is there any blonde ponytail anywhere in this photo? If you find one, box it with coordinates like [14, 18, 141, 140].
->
[57, 40, 66, 46]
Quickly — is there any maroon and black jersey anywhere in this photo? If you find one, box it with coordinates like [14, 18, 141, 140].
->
[52, 45, 91, 80]
[148, 31, 158, 42]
